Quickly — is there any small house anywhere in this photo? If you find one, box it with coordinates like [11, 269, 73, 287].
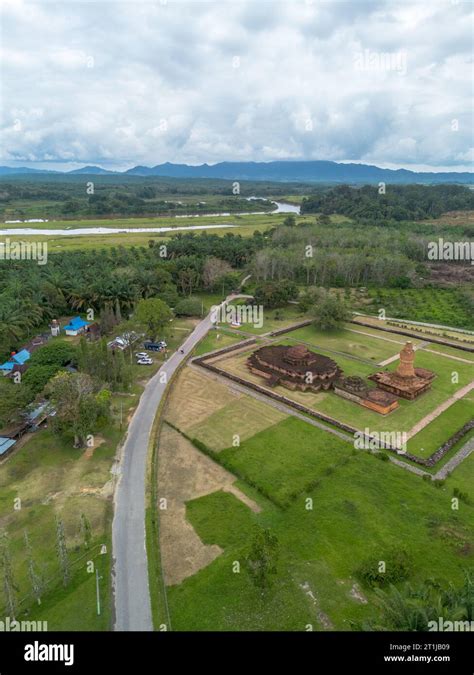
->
[64, 316, 90, 337]
[0, 437, 16, 457]
[0, 349, 31, 375]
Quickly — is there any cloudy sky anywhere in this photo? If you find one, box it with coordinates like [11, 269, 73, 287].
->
[0, 0, 472, 171]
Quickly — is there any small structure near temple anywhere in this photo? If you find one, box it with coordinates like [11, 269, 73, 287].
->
[247, 344, 341, 392]
[334, 375, 399, 415]
[369, 341, 435, 400]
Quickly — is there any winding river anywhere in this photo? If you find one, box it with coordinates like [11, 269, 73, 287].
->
[0, 199, 300, 237]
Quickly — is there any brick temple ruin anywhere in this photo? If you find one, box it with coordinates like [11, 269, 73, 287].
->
[369, 341, 435, 400]
[247, 340, 436, 415]
[247, 344, 341, 392]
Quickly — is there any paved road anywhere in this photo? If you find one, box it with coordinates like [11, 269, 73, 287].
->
[112, 295, 247, 631]
[112, 300, 229, 631]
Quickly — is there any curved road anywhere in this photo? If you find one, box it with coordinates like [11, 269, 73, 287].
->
[112, 295, 239, 630]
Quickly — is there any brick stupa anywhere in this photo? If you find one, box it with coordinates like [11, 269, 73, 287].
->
[369, 341, 435, 400]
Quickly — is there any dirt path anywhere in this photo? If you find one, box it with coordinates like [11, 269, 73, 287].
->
[406, 381, 474, 440]
[434, 438, 474, 480]
[422, 348, 474, 365]
[377, 340, 430, 367]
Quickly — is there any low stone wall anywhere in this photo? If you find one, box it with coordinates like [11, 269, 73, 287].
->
[269, 320, 313, 337]
[425, 419, 474, 467]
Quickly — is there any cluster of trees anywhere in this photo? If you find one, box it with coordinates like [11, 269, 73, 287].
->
[363, 571, 474, 631]
[0, 236, 256, 358]
[301, 184, 474, 222]
[0, 341, 77, 428]
[46, 372, 111, 448]
[1, 513, 96, 617]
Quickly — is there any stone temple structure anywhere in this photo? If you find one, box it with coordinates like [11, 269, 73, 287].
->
[334, 375, 399, 415]
[368, 341, 435, 400]
[247, 344, 341, 392]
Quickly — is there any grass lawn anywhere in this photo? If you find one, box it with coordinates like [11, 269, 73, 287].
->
[193, 328, 243, 356]
[167, 442, 474, 631]
[218, 417, 354, 507]
[288, 324, 410, 363]
[446, 440, 474, 497]
[407, 395, 474, 458]
[188, 396, 286, 452]
[219, 303, 308, 335]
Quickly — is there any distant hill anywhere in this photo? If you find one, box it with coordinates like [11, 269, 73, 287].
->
[67, 165, 117, 175]
[0, 166, 59, 176]
[0, 160, 472, 184]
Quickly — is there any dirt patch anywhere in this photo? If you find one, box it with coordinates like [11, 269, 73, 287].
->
[425, 262, 474, 286]
[83, 435, 106, 459]
[349, 582, 367, 604]
[158, 425, 260, 586]
[299, 581, 333, 629]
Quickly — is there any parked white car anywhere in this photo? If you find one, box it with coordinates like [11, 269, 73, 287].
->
[135, 352, 148, 358]
[137, 358, 153, 365]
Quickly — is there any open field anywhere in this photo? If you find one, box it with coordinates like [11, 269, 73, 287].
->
[219, 302, 308, 335]
[288, 324, 418, 363]
[157, 425, 259, 586]
[164, 367, 242, 431]
[217, 417, 353, 506]
[407, 395, 474, 458]
[164, 365, 287, 451]
[193, 328, 243, 356]
[166, 425, 474, 630]
[0, 211, 317, 252]
[188, 392, 287, 452]
[0, 386, 139, 629]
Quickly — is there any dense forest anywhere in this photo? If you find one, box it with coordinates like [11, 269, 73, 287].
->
[301, 184, 474, 221]
[1, 209, 473, 359]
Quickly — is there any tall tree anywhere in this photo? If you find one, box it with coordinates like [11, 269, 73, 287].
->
[55, 516, 70, 587]
[133, 298, 173, 341]
[24, 530, 44, 606]
[0, 532, 19, 619]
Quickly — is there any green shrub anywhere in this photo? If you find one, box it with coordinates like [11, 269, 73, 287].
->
[357, 548, 414, 587]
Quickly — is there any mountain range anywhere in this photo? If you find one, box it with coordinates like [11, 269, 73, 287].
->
[0, 161, 472, 184]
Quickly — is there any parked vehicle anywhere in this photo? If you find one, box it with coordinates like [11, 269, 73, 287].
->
[137, 358, 153, 365]
[135, 352, 148, 358]
[143, 341, 165, 352]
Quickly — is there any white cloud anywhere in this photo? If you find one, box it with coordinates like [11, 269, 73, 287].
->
[0, 0, 472, 171]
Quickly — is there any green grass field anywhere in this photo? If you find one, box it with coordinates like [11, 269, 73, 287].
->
[407, 395, 474, 458]
[218, 417, 353, 506]
[167, 421, 474, 630]
[288, 324, 412, 363]
[193, 328, 242, 356]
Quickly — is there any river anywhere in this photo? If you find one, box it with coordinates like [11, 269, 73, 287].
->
[0, 199, 300, 237]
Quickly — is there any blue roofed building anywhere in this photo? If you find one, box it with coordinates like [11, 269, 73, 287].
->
[0, 437, 17, 456]
[0, 348, 31, 375]
[64, 316, 90, 336]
